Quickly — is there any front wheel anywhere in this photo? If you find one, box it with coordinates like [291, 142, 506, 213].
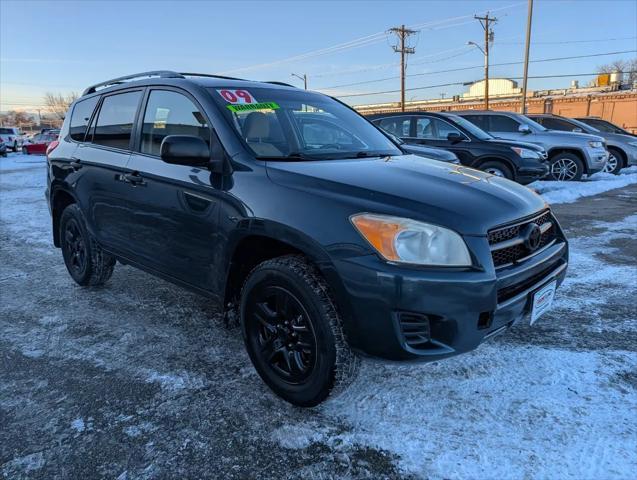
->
[480, 161, 513, 180]
[240, 255, 359, 407]
[60, 204, 116, 286]
[548, 153, 584, 181]
[604, 149, 625, 175]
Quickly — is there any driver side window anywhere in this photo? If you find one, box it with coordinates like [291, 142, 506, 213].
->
[490, 115, 521, 132]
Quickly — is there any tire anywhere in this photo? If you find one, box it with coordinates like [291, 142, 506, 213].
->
[13, 142, 18, 152]
[60, 204, 115, 286]
[22, 147, 28, 155]
[548, 153, 584, 181]
[240, 255, 359, 407]
[480, 161, 513, 180]
[604, 148, 625, 175]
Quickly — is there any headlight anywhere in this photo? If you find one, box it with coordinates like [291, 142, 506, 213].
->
[511, 147, 540, 158]
[588, 141, 603, 148]
[350, 214, 472, 266]
[628, 141, 637, 147]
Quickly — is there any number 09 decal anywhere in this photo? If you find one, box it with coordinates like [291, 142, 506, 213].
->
[217, 89, 256, 105]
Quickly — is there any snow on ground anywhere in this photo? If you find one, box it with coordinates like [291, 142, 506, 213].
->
[530, 166, 637, 205]
[1, 152, 636, 479]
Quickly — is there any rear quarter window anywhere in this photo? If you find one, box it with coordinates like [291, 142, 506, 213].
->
[70, 96, 99, 142]
[92, 91, 142, 150]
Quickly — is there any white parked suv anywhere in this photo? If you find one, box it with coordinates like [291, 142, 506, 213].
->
[0, 127, 23, 152]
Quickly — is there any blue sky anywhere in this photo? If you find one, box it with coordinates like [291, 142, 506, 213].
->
[1, 0, 636, 111]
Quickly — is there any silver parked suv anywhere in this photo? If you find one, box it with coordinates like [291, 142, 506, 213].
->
[529, 114, 637, 175]
[456, 111, 608, 181]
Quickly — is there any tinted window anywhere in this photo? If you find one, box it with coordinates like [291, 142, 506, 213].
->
[93, 91, 142, 150]
[539, 117, 578, 131]
[141, 90, 210, 156]
[377, 117, 411, 137]
[583, 118, 622, 133]
[0, 128, 13, 134]
[433, 118, 463, 139]
[490, 115, 521, 132]
[461, 114, 489, 130]
[70, 96, 99, 141]
[415, 118, 435, 139]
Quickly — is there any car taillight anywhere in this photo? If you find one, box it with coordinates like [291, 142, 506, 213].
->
[46, 140, 59, 157]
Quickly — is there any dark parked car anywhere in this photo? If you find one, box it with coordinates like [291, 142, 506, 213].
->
[367, 111, 549, 184]
[529, 114, 637, 175]
[575, 117, 636, 137]
[47, 71, 568, 406]
[0, 140, 7, 157]
[379, 129, 460, 163]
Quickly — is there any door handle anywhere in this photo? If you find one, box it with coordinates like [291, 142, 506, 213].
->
[69, 158, 82, 171]
[123, 172, 146, 186]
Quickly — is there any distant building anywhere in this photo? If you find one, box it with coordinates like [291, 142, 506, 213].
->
[462, 78, 521, 99]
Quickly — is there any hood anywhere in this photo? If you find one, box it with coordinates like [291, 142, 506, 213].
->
[266, 155, 546, 235]
[485, 137, 545, 151]
[540, 130, 604, 143]
[602, 132, 637, 145]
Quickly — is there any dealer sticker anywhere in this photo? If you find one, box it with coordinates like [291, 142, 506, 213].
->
[530, 280, 556, 325]
[217, 89, 257, 104]
[226, 102, 280, 113]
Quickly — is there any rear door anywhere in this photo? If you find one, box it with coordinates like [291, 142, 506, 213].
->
[124, 87, 222, 291]
[71, 89, 143, 256]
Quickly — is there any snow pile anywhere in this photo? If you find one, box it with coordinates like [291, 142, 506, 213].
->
[531, 166, 637, 205]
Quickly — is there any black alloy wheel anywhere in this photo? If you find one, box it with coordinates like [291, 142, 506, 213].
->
[62, 217, 88, 278]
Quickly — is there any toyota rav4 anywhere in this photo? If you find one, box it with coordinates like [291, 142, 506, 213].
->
[47, 71, 569, 406]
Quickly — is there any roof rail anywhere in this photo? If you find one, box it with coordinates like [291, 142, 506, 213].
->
[180, 72, 247, 81]
[264, 81, 297, 88]
[82, 70, 184, 96]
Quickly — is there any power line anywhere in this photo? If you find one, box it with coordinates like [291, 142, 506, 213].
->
[318, 49, 637, 91]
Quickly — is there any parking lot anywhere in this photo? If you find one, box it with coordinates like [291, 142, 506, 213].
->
[1, 152, 636, 479]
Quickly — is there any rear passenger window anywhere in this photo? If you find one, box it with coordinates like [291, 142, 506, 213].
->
[141, 90, 210, 156]
[93, 91, 142, 150]
[377, 117, 411, 137]
[462, 115, 489, 130]
[490, 115, 520, 132]
[69, 97, 99, 142]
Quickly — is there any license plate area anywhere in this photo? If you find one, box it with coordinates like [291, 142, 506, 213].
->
[530, 280, 556, 325]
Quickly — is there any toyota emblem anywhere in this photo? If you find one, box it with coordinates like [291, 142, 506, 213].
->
[523, 223, 542, 251]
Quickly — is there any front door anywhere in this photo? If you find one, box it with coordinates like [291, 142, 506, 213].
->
[412, 116, 474, 166]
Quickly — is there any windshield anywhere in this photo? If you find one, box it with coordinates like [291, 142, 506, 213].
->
[210, 87, 401, 160]
[566, 117, 599, 133]
[584, 118, 628, 134]
[445, 114, 493, 140]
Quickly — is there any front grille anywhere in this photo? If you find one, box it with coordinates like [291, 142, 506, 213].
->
[397, 312, 430, 348]
[488, 210, 556, 268]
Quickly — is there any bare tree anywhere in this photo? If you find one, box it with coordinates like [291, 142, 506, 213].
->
[596, 57, 637, 84]
[43, 92, 78, 120]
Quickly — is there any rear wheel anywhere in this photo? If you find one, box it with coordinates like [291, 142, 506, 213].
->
[480, 161, 513, 180]
[240, 255, 358, 407]
[60, 204, 115, 286]
[548, 153, 584, 181]
[22, 147, 28, 155]
[604, 148, 625, 175]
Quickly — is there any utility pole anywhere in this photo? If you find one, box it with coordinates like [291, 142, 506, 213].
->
[291, 73, 308, 90]
[389, 24, 416, 111]
[474, 13, 497, 109]
[520, 0, 534, 113]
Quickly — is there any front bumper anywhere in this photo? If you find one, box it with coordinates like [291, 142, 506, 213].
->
[517, 164, 550, 184]
[335, 228, 568, 361]
[584, 147, 609, 173]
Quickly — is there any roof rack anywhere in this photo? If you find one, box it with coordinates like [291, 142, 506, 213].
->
[264, 81, 296, 88]
[82, 70, 184, 95]
[180, 72, 246, 81]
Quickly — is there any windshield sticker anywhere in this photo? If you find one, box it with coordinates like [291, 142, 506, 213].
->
[217, 89, 257, 104]
[227, 102, 280, 113]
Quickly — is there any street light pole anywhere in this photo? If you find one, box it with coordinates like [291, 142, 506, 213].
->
[520, 0, 534, 114]
[291, 73, 307, 89]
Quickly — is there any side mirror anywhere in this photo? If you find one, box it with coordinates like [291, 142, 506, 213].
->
[447, 132, 464, 143]
[160, 135, 210, 167]
[518, 124, 532, 134]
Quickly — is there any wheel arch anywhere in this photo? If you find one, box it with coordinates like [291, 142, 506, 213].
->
[222, 224, 356, 334]
[50, 187, 78, 247]
[473, 156, 516, 178]
[607, 145, 627, 167]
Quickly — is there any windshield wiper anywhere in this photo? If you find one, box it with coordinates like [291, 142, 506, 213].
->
[255, 152, 321, 161]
